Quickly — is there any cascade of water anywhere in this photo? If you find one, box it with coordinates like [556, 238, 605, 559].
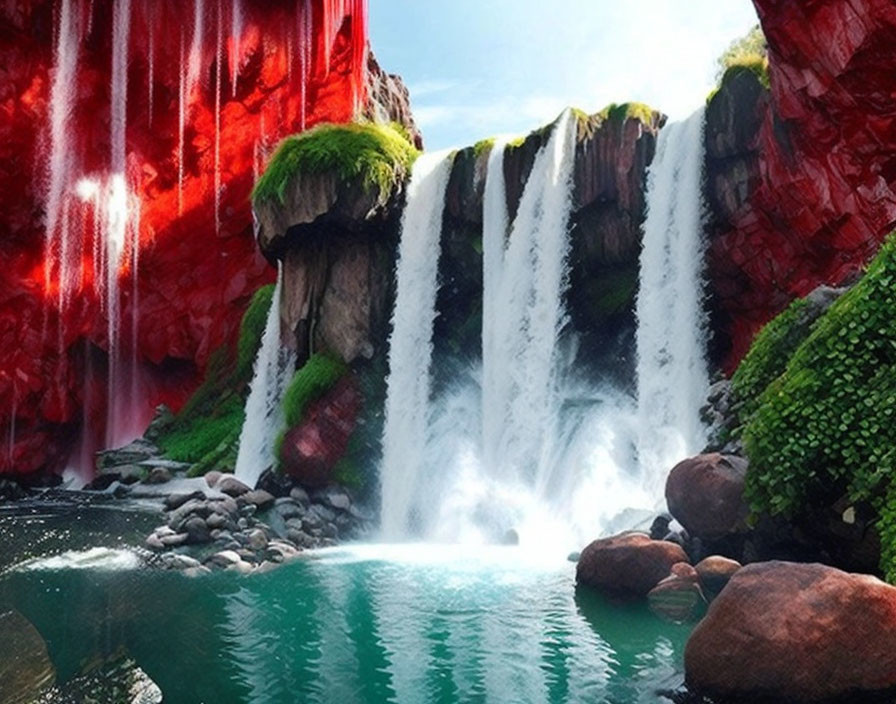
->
[234, 265, 297, 488]
[482, 112, 577, 492]
[635, 107, 710, 497]
[379, 151, 455, 539]
[230, 0, 243, 96]
[45, 0, 80, 314]
[146, 4, 154, 125]
[214, 0, 223, 235]
[480, 140, 509, 473]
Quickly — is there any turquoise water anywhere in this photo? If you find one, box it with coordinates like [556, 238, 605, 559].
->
[0, 510, 692, 704]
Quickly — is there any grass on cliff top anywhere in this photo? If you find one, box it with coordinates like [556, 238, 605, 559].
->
[596, 102, 656, 125]
[252, 122, 419, 206]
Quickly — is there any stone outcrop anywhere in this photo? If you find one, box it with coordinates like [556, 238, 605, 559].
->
[706, 0, 896, 370]
[576, 532, 689, 597]
[647, 562, 706, 623]
[686, 561, 896, 701]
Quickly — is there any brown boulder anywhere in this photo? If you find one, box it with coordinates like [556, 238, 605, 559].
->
[648, 562, 706, 623]
[665, 453, 748, 539]
[694, 555, 742, 598]
[576, 532, 689, 597]
[685, 561, 896, 701]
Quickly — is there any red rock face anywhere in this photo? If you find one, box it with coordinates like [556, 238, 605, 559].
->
[0, 0, 369, 475]
[711, 0, 896, 370]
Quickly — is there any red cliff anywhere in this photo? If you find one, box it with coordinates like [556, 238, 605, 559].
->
[708, 0, 896, 370]
[0, 0, 376, 476]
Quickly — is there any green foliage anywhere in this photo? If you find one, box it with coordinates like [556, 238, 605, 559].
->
[282, 354, 348, 429]
[597, 102, 656, 125]
[251, 122, 419, 206]
[717, 25, 767, 79]
[237, 284, 275, 380]
[731, 298, 812, 419]
[158, 394, 244, 470]
[714, 25, 769, 89]
[740, 236, 896, 576]
[156, 282, 275, 474]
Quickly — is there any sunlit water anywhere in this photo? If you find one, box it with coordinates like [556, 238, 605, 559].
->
[0, 509, 691, 704]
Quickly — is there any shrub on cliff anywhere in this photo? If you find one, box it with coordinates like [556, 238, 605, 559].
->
[251, 122, 419, 206]
[740, 235, 896, 577]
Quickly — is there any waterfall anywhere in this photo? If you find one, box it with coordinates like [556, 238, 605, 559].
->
[635, 107, 710, 497]
[379, 151, 455, 539]
[45, 0, 81, 312]
[234, 266, 296, 488]
[230, 0, 243, 96]
[481, 111, 577, 491]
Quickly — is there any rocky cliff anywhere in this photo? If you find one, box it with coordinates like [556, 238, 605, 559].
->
[0, 0, 415, 477]
[707, 0, 896, 370]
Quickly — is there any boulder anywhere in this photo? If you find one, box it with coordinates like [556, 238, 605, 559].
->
[694, 555, 742, 598]
[0, 610, 55, 704]
[647, 562, 706, 623]
[686, 561, 896, 701]
[215, 475, 251, 497]
[665, 453, 749, 539]
[576, 532, 689, 597]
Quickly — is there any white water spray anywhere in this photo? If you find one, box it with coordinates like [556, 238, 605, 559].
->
[379, 151, 455, 539]
[235, 266, 297, 488]
[230, 0, 243, 96]
[635, 107, 710, 497]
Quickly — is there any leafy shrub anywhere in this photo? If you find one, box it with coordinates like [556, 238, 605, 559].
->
[741, 236, 896, 575]
[731, 298, 812, 419]
[251, 122, 419, 206]
[716, 25, 767, 81]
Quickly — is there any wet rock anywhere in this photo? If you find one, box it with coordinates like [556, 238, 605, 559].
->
[206, 550, 242, 568]
[42, 653, 161, 703]
[206, 512, 232, 531]
[164, 491, 206, 511]
[649, 513, 673, 541]
[665, 453, 749, 540]
[242, 489, 275, 509]
[143, 466, 173, 485]
[145, 533, 165, 551]
[183, 516, 211, 544]
[205, 470, 223, 488]
[686, 561, 896, 702]
[0, 610, 55, 703]
[289, 486, 311, 505]
[96, 439, 159, 470]
[275, 499, 304, 520]
[694, 556, 742, 599]
[576, 532, 690, 597]
[159, 554, 202, 571]
[216, 475, 251, 497]
[648, 563, 706, 623]
[246, 528, 268, 550]
[160, 533, 189, 548]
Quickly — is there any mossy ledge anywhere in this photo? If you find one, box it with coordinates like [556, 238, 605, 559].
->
[251, 121, 419, 207]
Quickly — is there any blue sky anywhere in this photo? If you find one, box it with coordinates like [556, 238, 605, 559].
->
[370, 1, 760, 150]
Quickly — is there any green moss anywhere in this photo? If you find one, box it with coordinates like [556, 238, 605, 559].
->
[597, 102, 656, 125]
[721, 56, 770, 90]
[740, 235, 896, 577]
[155, 282, 276, 474]
[282, 353, 348, 429]
[731, 297, 813, 420]
[251, 122, 419, 206]
[473, 137, 496, 158]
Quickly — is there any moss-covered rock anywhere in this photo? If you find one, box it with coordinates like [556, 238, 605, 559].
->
[253, 122, 418, 261]
[739, 235, 896, 578]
